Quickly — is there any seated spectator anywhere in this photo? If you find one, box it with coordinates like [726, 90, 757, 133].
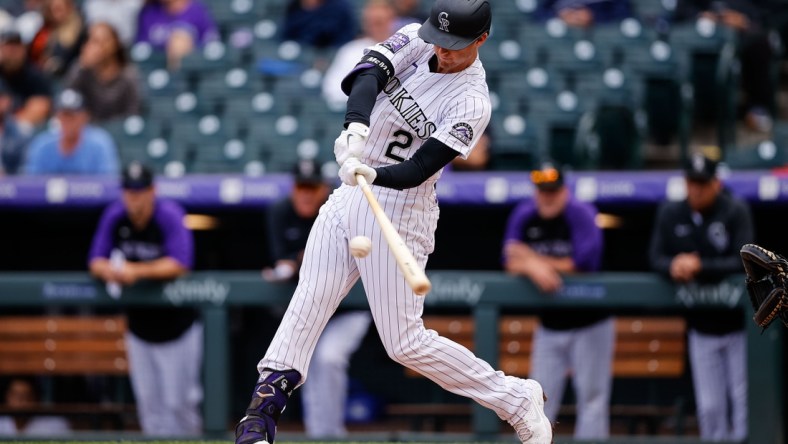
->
[0, 377, 72, 436]
[281, 0, 356, 49]
[23, 88, 119, 175]
[66, 22, 141, 122]
[81, 0, 144, 46]
[0, 80, 33, 175]
[28, 0, 88, 78]
[673, 0, 776, 133]
[0, 29, 53, 133]
[322, 0, 396, 106]
[135, 0, 218, 70]
[532, 0, 632, 28]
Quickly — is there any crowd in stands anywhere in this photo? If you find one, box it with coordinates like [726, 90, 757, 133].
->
[0, 0, 782, 177]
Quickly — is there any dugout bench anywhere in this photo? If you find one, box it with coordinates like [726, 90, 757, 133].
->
[0, 271, 781, 443]
[388, 316, 687, 435]
[0, 315, 135, 430]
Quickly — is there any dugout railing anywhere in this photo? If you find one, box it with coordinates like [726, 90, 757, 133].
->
[0, 271, 781, 444]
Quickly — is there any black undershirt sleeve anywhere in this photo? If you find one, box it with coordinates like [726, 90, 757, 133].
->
[343, 50, 391, 127]
[373, 138, 460, 190]
[344, 72, 381, 127]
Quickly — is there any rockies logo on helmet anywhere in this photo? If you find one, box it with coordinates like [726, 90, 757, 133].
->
[438, 12, 450, 32]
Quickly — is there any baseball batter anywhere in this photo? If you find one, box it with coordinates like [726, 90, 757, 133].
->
[235, 1, 552, 443]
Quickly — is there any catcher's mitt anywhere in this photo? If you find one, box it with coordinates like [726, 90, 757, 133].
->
[740, 244, 788, 329]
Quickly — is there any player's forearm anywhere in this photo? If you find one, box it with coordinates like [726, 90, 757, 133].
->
[128, 257, 188, 281]
[541, 256, 575, 273]
[89, 258, 114, 282]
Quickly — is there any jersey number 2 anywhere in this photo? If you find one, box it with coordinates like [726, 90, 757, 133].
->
[385, 130, 413, 163]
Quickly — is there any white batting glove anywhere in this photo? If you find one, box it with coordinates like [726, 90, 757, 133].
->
[338, 157, 377, 186]
[334, 122, 369, 165]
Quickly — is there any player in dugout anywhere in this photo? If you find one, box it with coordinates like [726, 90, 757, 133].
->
[235, 1, 552, 443]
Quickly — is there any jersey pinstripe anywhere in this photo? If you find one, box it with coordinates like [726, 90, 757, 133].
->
[257, 23, 535, 431]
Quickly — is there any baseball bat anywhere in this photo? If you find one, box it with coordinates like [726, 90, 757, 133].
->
[356, 174, 432, 295]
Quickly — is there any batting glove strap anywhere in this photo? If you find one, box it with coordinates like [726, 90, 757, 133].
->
[334, 122, 369, 166]
[339, 157, 377, 186]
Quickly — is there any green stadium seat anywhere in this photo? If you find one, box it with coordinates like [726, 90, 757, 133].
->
[618, 38, 692, 150]
[129, 42, 167, 75]
[169, 114, 237, 150]
[496, 67, 563, 114]
[518, 19, 591, 68]
[629, 0, 675, 25]
[726, 122, 788, 169]
[196, 68, 263, 104]
[478, 39, 531, 76]
[103, 115, 166, 155]
[254, 40, 318, 75]
[669, 21, 739, 150]
[146, 91, 217, 124]
[179, 41, 245, 77]
[487, 110, 539, 171]
[143, 68, 187, 97]
[190, 138, 259, 174]
[525, 90, 590, 167]
[208, 0, 260, 29]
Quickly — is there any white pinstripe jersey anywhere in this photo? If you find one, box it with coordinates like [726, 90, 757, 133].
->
[358, 23, 491, 194]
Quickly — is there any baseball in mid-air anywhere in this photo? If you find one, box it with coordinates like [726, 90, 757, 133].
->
[349, 236, 372, 258]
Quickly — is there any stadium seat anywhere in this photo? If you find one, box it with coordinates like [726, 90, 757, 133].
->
[103, 116, 185, 175]
[618, 38, 692, 151]
[146, 91, 217, 124]
[629, 0, 676, 26]
[726, 122, 788, 169]
[518, 19, 591, 69]
[254, 39, 317, 76]
[496, 67, 564, 114]
[129, 42, 167, 76]
[207, 0, 260, 30]
[103, 115, 166, 157]
[571, 67, 646, 169]
[169, 114, 237, 150]
[195, 68, 264, 105]
[478, 39, 531, 76]
[487, 110, 539, 171]
[142, 68, 188, 98]
[179, 41, 245, 78]
[669, 20, 739, 150]
[246, 114, 320, 172]
[190, 137, 259, 174]
[523, 90, 592, 168]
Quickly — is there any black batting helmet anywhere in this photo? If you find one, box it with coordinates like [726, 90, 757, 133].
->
[418, 0, 491, 50]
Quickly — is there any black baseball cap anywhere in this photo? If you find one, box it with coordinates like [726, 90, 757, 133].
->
[530, 162, 565, 191]
[121, 161, 154, 190]
[684, 153, 718, 182]
[293, 159, 328, 186]
[418, 0, 491, 50]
